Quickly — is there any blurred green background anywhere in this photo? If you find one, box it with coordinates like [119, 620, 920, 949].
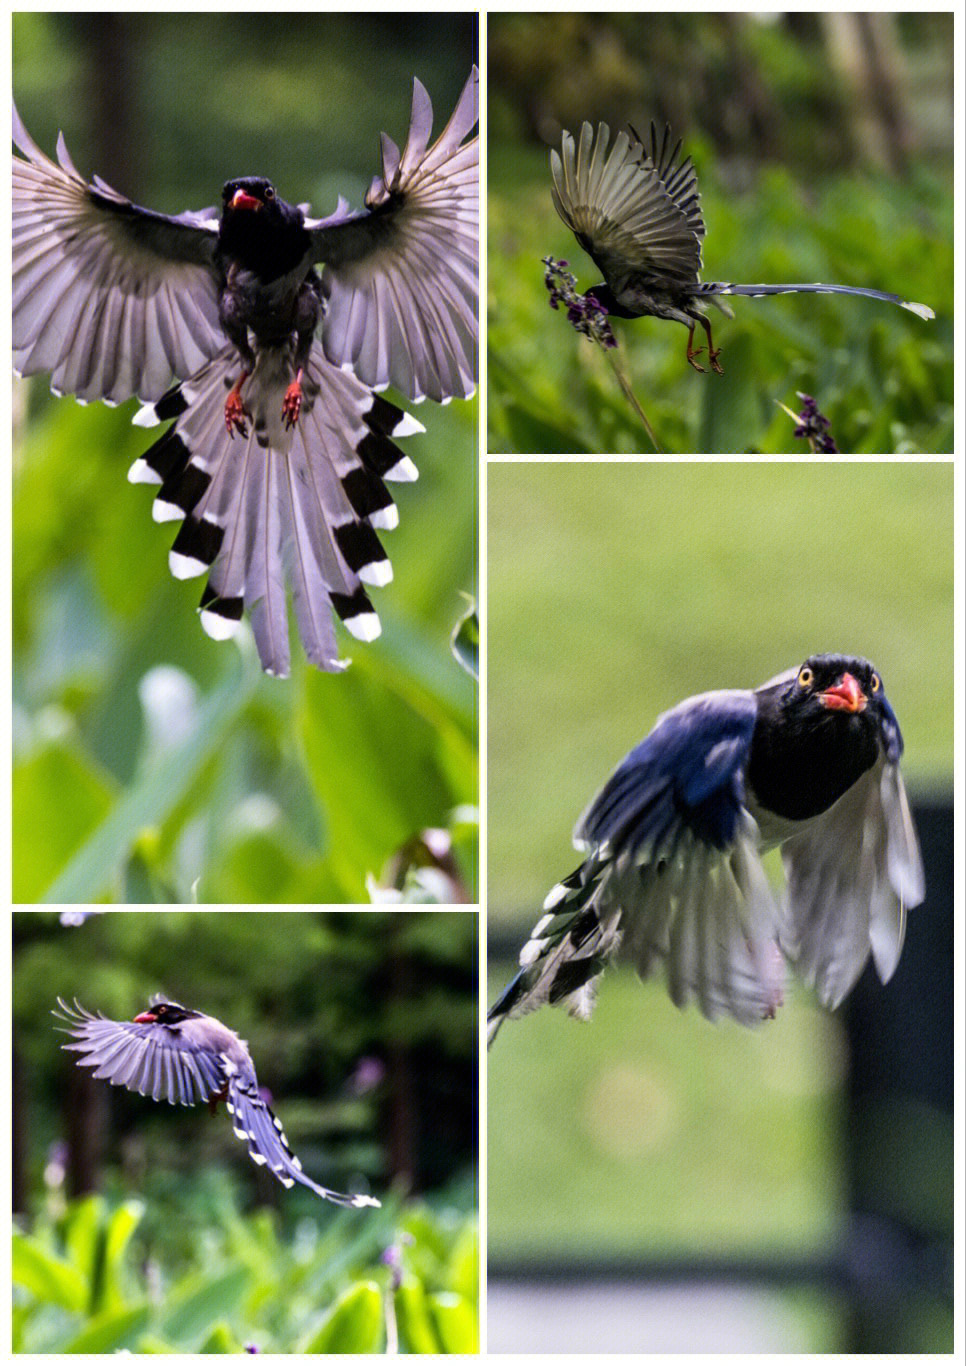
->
[13, 910, 479, 1353]
[13, 13, 479, 904]
[487, 460, 953, 1350]
[487, 12, 953, 454]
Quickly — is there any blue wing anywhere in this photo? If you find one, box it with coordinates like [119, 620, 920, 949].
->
[488, 689, 786, 1040]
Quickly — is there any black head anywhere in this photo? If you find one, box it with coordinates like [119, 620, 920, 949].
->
[133, 998, 200, 1026]
[218, 177, 307, 280]
[779, 654, 897, 736]
[749, 654, 901, 821]
[221, 176, 281, 217]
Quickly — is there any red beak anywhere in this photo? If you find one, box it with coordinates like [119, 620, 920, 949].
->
[133, 1010, 158, 1023]
[818, 672, 866, 713]
[230, 189, 262, 211]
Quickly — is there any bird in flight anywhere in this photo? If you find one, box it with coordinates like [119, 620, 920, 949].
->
[550, 122, 933, 374]
[13, 69, 478, 676]
[488, 655, 924, 1041]
[54, 995, 380, 1207]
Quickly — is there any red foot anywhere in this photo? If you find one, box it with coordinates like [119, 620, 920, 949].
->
[686, 347, 706, 374]
[225, 373, 250, 437]
[282, 370, 304, 430]
[708, 348, 724, 376]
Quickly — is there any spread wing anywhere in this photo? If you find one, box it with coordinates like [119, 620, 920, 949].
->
[550, 121, 705, 289]
[13, 103, 224, 404]
[52, 998, 225, 1104]
[488, 690, 787, 1039]
[308, 67, 478, 403]
[778, 751, 925, 1008]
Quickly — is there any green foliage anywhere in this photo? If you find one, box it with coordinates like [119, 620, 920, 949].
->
[13, 1191, 478, 1354]
[488, 145, 952, 454]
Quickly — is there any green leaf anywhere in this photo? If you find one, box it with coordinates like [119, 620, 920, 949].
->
[160, 1266, 251, 1347]
[450, 601, 479, 680]
[102, 1200, 145, 1312]
[429, 1290, 478, 1353]
[302, 1280, 384, 1353]
[61, 1303, 151, 1353]
[394, 1277, 442, 1354]
[199, 1322, 240, 1352]
[38, 653, 262, 902]
[12, 1230, 86, 1311]
[13, 742, 116, 902]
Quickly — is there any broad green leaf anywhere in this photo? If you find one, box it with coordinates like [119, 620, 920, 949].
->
[160, 1266, 251, 1346]
[13, 743, 116, 902]
[394, 1277, 441, 1354]
[200, 1322, 239, 1352]
[450, 602, 479, 680]
[429, 1290, 478, 1353]
[102, 1200, 145, 1311]
[302, 1280, 384, 1353]
[13, 1230, 86, 1311]
[61, 1303, 151, 1353]
[39, 653, 261, 902]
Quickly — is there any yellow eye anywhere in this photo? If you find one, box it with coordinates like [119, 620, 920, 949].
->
[797, 666, 814, 688]
[871, 673, 881, 693]
[264, 185, 275, 200]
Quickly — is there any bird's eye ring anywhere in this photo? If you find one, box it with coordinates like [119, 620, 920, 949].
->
[264, 185, 275, 200]
[797, 666, 814, 688]
[870, 673, 881, 693]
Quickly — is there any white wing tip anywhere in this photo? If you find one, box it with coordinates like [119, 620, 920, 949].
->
[152, 499, 184, 524]
[132, 404, 160, 428]
[901, 301, 934, 320]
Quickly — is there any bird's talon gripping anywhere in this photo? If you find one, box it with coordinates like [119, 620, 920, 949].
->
[224, 380, 250, 438]
[282, 375, 303, 430]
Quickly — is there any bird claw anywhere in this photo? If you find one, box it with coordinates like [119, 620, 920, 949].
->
[282, 377, 302, 430]
[709, 348, 724, 376]
[686, 348, 707, 374]
[224, 386, 249, 438]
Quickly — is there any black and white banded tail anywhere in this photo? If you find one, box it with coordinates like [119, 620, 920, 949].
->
[698, 282, 935, 320]
[130, 340, 422, 677]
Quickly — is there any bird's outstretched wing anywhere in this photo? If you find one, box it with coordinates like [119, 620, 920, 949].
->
[488, 690, 786, 1041]
[308, 67, 478, 403]
[53, 998, 224, 1103]
[550, 121, 705, 289]
[13, 104, 223, 404]
[778, 753, 925, 1008]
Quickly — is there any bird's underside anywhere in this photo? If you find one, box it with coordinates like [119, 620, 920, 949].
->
[550, 121, 934, 374]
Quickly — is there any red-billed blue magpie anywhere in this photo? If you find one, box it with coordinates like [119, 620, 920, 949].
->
[488, 655, 924, 1038]
[13, 69, 478, 676]
[54, 996, 379, 1207]
[550, 123, 933, 373]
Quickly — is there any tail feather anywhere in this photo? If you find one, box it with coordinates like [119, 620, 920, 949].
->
[700, 282, 934, 319]
[130, 341, 420, 675]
